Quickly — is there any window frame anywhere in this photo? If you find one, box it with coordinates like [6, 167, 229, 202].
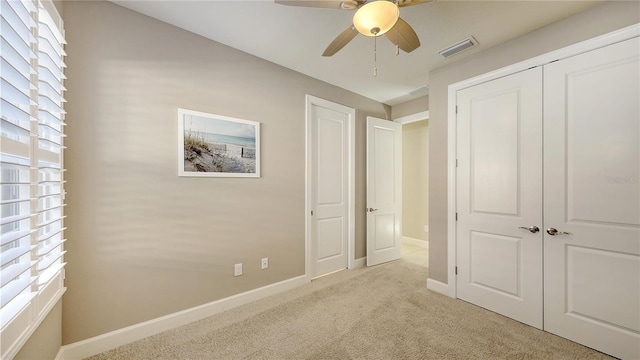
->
[0, 1, 66, 358]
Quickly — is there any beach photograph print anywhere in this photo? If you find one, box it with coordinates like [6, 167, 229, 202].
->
[178, 109, 260, 177]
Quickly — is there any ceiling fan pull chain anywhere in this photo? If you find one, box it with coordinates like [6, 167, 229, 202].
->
[373, 35, 378, 77]
[396, 29, 400, 56]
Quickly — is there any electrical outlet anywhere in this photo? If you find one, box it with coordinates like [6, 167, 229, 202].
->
[424, 225, 429, 233]
[261, 257, 269, 270]
[234, 263, 243, 276]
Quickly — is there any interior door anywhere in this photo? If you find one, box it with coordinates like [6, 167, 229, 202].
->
[309, 100, 352, 277]
[366, 117, 402, 266]
[456, 67, 543, 329]
[543, 37, 640, 360]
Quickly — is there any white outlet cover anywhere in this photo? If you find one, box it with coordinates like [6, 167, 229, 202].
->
[261, 257, 268, 269]
[234, 263, 242, 276]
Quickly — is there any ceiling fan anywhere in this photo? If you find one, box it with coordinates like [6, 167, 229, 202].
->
[275, 0, 429, 56]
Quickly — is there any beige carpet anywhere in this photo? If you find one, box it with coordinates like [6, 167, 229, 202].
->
[87, 260, 611, 359]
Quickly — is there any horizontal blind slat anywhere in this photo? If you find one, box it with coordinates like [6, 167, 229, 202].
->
[0, 38, 33, 77]
[1, 3, 33, 45]
[38, 249, 64, 274]
[1, 78, 31, 107]
[0, 20, 32, 60]
[0, 258, 32, 289]
[0, 241, 31, 267]
[36, 226, 63, 243]
[38, 261, 64, 286]
[1, 58, 31, 95]
[38, 16, 65, 53]
[0, 230, 31, 247]
[5, 0, 35, 29]
[38, 237, 64, 259]
[1, 270, 36, 308]
[1, 100, 32, 131]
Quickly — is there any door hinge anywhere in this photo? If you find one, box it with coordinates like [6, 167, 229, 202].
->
[311, 210, 314, 216]
[455, 105, 458, 114]
[455, 266, 458, 275]
[456, 159, 458, 167]
[455, 213, 458, 221]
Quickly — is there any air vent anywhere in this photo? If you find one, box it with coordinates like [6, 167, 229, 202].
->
[438, 36, 478, 58]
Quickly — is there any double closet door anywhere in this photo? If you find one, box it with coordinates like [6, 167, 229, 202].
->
[456, 36, 639, 359]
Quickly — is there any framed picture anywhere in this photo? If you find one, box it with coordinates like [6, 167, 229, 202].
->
[178, 108, 260, 177]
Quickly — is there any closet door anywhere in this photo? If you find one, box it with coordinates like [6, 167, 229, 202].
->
[544, 37, 640, 360]
[456, 67, 543, 329]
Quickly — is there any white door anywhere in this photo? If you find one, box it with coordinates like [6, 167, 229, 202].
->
[307, 96, 354, 278]
[456, 67, 544, 329]
[543, 37, 640, 359]
[366, 117, 402, 266]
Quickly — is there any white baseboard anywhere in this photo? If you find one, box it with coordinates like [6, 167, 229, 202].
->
[352, 257, 366, 269]
[402, 236, 429, 249]
[59, 275, 310, 360]
[426, 278, 451, 297]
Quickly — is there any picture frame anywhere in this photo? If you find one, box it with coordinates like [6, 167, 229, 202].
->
[178, 108, 260, 178]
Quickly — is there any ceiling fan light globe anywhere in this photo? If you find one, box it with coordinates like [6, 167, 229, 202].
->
[353, 0, 399, 37]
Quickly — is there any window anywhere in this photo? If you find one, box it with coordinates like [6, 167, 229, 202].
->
[0, 1, 66, 358]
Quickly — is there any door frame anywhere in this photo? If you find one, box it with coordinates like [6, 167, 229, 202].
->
[305, 95, 356, 278]
[393, 111, 429, 125]
[437, 24, 640, 298]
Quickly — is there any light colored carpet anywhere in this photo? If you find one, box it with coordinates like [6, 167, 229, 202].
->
[87, 260, 611, 359]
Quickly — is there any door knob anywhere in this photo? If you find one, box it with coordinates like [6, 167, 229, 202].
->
[367, 208, 378, 212]
[547, 228, 571, 236]
[518, 226, 540, 233]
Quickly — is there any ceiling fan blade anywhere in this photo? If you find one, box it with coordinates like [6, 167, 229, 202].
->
[275, 0, 345, 9]
[386, 17, 420, 53]
[396, 0, 433, 7]
[322, 25, 359, 56]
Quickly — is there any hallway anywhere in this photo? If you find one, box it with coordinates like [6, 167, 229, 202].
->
[402, 242, 429, 268]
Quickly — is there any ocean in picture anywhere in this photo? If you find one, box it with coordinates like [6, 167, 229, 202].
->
[188, 131, 255, 149]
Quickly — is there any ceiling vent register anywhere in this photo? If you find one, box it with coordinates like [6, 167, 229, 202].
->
[438, 36, 478, 58]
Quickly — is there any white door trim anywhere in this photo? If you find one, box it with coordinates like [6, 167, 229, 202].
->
[393, 110, 429, 125]
[444, 23, 640, 298]
[305, 95, 356, 278]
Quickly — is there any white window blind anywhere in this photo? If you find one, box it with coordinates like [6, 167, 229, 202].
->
[0, 1, 66, 358]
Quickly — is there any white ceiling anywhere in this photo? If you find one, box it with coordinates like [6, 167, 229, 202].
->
[111, 0, 603, 105]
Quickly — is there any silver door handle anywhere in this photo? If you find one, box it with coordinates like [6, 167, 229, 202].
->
[367, 208, 378, 212]
[547, 228, 571, 236]
[518, 226, 540, 233]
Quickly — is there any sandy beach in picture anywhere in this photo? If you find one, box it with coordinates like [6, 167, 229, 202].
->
[184, 134, 256, 174]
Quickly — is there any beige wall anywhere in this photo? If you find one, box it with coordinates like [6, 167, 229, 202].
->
[61, 1, 387, 344]
[391, 95, 428, 119]
[428, 1, 640, 283]
[402, 120, 429, 241]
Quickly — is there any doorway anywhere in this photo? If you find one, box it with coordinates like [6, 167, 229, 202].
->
[395, 112, 429, 268]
